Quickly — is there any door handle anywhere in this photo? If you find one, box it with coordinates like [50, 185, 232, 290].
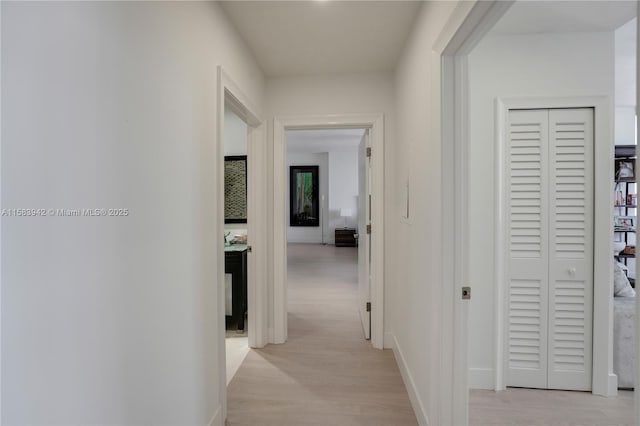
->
[568, 267, 576, 276]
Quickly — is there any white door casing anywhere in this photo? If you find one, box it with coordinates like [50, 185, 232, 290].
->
[635, 3, 640, 419]
[506, 108, 594, 390]
[437, 2, 515, 423]
[216, 66, 267, 423]
[358, 129, 371, 339]
[439, 0, 619, 421]
[273, 114, 385, 349]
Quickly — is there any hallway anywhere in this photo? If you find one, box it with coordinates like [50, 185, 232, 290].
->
[226, 243, 417, 425]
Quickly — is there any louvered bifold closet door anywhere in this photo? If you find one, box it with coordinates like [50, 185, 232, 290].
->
[507, 110, 550, 389]
[547, 108, 593, 391]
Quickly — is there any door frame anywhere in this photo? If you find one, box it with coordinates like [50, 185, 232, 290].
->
[216, 66, 267, 422]
[441, 0, 632, 422]
[636, 5, 640, 418]
[437, 1, 514, 423]
[495, 97, 615, 396]
[272, 113, 385, 349]
[358, 129, 372, 340]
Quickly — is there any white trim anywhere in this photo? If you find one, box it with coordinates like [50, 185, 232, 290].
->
[209, 405, 223, 426]
[247, 121, 268, 349]
[438, 1, 513, 423]
[272, 118, 287, 345]
[609, 373, 619, 396]
[216, 66, 266, 423]
[636, 3, 640, 418]
[494, 96, 615, 396]
[0, 3, 4, 420]
[494, 99, 508, 392]
[272, 114, 385, 349]
[389, 333, 429, 426]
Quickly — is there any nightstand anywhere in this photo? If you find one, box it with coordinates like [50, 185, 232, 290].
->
[335, 228, 357, 247]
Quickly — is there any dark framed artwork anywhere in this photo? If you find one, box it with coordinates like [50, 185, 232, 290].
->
[290, 165, 319, 227]
[224, 155, 247, 224]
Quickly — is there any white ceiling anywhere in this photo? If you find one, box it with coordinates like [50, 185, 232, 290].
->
[287, 128, 365, 153]
[219, 1, 422, 77]
[220, 0, 637, 84]
[490, 1, 636, 35]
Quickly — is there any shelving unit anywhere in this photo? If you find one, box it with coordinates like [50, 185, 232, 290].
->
[614, 145, 636, 286]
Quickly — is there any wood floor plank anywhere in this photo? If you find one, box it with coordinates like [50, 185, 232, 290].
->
[226, 243, 418, 426]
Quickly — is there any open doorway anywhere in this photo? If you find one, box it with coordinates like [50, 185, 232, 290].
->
[216, 68, 268, 419]
[223, 105, 250, 384]
[272, 114, 384, 348]
[444, 1, 638, 424]
[285, 128, 371, 340]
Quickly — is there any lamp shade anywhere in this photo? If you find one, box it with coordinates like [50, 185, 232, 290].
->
[339, 208, 352, 217]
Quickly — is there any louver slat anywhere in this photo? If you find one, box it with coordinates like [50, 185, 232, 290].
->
[509, 280, 543, 370]
[509, 120, 543, 258]
[552, 281, 586, 372]
[553, 121, 587, 259]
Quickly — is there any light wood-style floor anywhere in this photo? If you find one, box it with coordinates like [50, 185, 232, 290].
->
[470, 388, 634, 425]
[227, 243, 635, 426]
[226, 243, 417, 426]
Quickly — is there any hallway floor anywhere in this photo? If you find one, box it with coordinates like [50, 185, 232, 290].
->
[226, 243, 417, 426]
[470, 388, 634, 425]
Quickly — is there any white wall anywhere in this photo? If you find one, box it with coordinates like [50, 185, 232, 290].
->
[615, 107, 636, 145]
[265, 71, 395, 341]
[285, 149, 358, 244]
[615, 18, 637, 146]
[1, 2, 264, 424]
[391, 2, 464, 424]
[286, 152, 329, 243]
[328, 151, 359, 241]
[224, 108, 248, 156]
[467, 32, 615, 389]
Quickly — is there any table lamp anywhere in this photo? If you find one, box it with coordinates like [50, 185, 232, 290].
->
[340, 208, 352, 228]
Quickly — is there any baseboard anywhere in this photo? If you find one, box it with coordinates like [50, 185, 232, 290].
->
[209, 404, 223, 426]
[593, 373, 619, 397]
[606, 373, 619, 397]
[389, 333, 430, 426]
[468, 368, 494, 390]
[608, 373, 619, 396]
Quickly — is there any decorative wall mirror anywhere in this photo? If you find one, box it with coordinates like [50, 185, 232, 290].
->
[224, 155, 247, 224]
[289, 165, 319, 227]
